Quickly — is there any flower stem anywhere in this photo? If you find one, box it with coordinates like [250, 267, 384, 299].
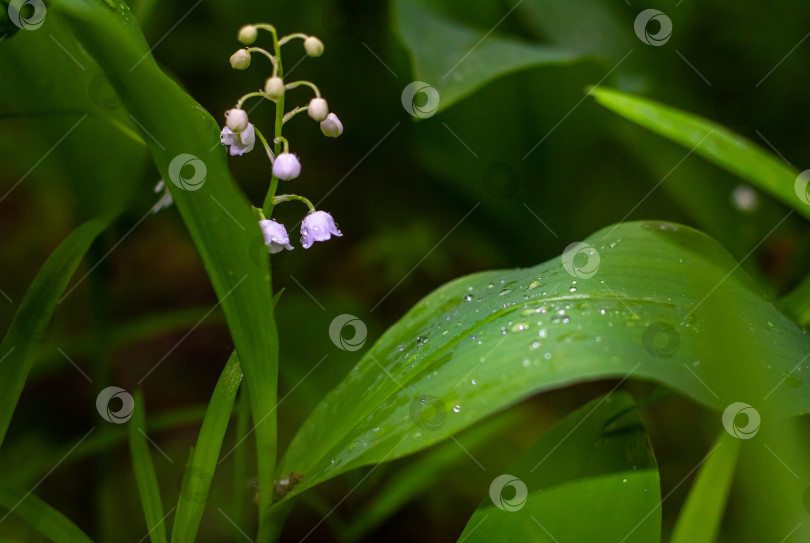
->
[282, 105, 309, 125]
[236, 91, 266, 109]
[284, 80, 322, 98]
[253, 126, 275, 163]
[278, 32, 308, 46]
[272, 193, 316, 212]
[262, 29, 285, 218]
[245, 46, 278, 69]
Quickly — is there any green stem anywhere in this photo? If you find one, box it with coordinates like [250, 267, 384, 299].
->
[273, 194, 315, 212]
[254, 126, 275, 163]
[245, 47, 277, 69]
[233, 386, 250, 538]
[236, 91, 266, 110]
[277, 32, 308, 46]
[262, 30, 285, 218]
[284, 80, 322, 98]
[282, 106, 309, 125]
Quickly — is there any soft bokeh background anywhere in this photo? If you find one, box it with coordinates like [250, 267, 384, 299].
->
[1, 0, 809, 540]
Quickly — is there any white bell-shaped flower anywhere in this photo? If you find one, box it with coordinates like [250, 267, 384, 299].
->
[220, 123, 255, 156]
[308, 98, 329, 122]
[259, 219, 294, 254]
[301, 210, 342, 249]
[304, 36, 324, 57]
[320, 113, 343, 138]
[225, 108, 249, 132]
[272, 153, 301, 180]
[230, 49, 251, 70]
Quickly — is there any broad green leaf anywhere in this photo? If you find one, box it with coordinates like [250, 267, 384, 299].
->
[277, 221, 810, 501]
[781, 275, 810, 326]
[589, 87, 807, 220]
[458, 392, 660, 543]
[393, 0, 583, 114]
[670, 432, 739, 543]
[0, 213, 116, 448]
[129, 391, 168, 543]
[172, 352, 242, 543]
[55, 0, 280, 529]
[0, 484, 93, 543]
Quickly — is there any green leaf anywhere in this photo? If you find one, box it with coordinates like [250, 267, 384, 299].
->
[589, 87, 806, 219]
[129, 391, 168, 543]
[277, 221, 809, 501]
[0, 484, 93, 543]
[172, 352, 242, 543]
[393, 0, 583, 114]
[55, 0, 280, 529]
[458, 392, 660, 543]
[670, 431, 739, 543]
[0, 213, 116, 448]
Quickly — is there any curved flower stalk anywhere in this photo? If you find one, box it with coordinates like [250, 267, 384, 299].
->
[219, 23, 344, 252]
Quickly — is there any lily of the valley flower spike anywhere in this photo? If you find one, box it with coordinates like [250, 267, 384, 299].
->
[259, 219, 294, 253]
[301, 210, 342, 249]
[222, 22, 344, 252]
[220, 123, 256, 156]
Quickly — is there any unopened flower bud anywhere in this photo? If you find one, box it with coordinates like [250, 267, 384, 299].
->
[264, 77, 285, 100]
[308, 98, 329, 122]
[303, 36, 324, 57]
[272, 153, 301, 180]
[320, 113, 343, 138]
[230, 49, 251, 70]
[238, 25, 258, 45]
[225, 109, 249, 132]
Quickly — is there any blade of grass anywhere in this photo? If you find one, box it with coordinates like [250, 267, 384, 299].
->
[129, 391, 169, 543]
[589, 87, 806, 219]
[171, 352, 243, 543]
[0, 484, 93, 543]
[232, 387, 250, 533]
[0, 213, 117, 448]
[670, 432, 740, 543]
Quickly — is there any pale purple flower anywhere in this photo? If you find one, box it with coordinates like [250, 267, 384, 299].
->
[301, 210, 342, 249]
[220, 123, 255, 156]
[320, 113, 343, 138]
[259, 219, 293, 254]
[273, 152, 301, 180]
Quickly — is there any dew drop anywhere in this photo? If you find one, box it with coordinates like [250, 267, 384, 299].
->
[453, 405, 461, 413]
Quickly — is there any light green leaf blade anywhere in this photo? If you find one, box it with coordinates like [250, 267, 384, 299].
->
[0, 213, 116, 448]
[0, 484, 93, 543]
[129, 391, 168, 543]
[172, 352, 242, 543]
[589, 87, 806, 219]
[278, 221, 809, 501]
[55, 0, 280, 526]
[670, 432, 740, 543]
[393, 0, 584, 114]
[458, 392, 660, 543]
